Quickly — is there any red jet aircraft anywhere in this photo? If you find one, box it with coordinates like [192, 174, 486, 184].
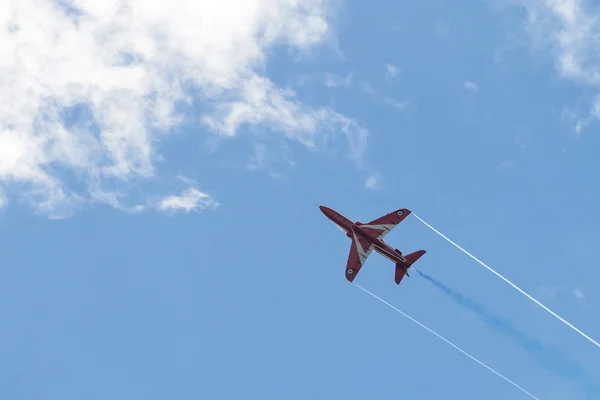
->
[319, 205, 426, 284]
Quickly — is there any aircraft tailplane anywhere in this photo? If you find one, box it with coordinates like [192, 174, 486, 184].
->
[394, 250, 426, 285]
[404, 249, 426, 265]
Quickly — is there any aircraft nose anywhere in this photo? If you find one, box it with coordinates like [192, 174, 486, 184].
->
[319, 205, 335, 219]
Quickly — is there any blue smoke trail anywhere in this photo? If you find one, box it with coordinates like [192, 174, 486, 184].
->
[415, 269, 599, 396]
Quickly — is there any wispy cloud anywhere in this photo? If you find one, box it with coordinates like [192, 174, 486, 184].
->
[535, 283, 587, 302]
[157, 187, 219, 214]
[522, 0, 599, 85]
[365, 173, 381, 190]
[360, 81, 410, 111]
[246, 142, 292, 179]
[324, 72, 353, 88]
[464, 81, 479, 93]
[513, 0, 600, 131]
[573, 287, 585, 300]
[385, 63, 401, 82]
[201, 76, 369, 164]
[360, 81, 378, 100]
[0, 0, 366, 217]
[384, 98, 411, 110]
[247, 143, 270, 172]
[561, 107, 586, 135]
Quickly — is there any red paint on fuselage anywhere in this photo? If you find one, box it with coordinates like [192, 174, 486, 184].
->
[319, 205, 407, 265]
[319, 206, 352, 232]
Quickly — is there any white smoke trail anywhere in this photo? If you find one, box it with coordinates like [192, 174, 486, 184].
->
[354, 284, 541, 400]
[354, 283, 540, 400]
[412, 213, 600, 350]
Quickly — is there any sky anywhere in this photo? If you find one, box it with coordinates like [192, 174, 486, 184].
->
[1, 0, 600, 399]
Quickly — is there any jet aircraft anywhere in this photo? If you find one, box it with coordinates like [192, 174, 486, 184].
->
[319, 205, 426, 284]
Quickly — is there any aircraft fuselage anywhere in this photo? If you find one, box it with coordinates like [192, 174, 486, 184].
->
[319, 205, 408, 265]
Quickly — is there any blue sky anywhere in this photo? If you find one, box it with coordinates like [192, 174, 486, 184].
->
[1, 0, 600, 399]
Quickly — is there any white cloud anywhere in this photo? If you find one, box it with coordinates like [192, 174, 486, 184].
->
[360, 81, 410, 111]
[512, 0, 600, 129]
[536, 284, 562, 301]
[385, 63, 401, 81]
[157, 187, 219, 214]
[324, 72, 353, 88]
[384, 98, 411, 110]
[464, 81, 479, 92]
[561, 106, 589, 135]
[246, 141, 293, 179]
[520, 0, 599, 85]
[536, 282, 588, 303]
[0, 0, 367, 217]
[360, 81, 377, 100]
[247, 143, 270, 171]
[365, 173, 380, 190]
[201, 76, 367, 163]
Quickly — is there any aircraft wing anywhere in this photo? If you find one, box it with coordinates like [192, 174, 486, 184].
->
[345, 227, 375, 282]
[359, 208, 411, 240]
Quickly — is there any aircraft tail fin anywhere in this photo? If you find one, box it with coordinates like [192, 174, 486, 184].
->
[395, 264, 408, 284]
